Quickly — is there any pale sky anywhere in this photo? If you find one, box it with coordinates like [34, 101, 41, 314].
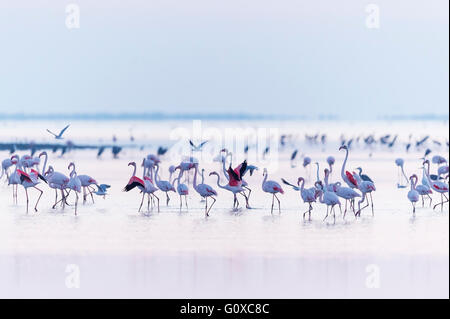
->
[0, 0, 448, 119]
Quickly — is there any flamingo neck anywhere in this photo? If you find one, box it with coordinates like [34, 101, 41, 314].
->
[262, 172, 268, 187]
[299, 178, 305, 191]
[41, 153, 48, 175]
[193, 165, 198, 188]
[212, 173, 226, 189]
[315, 163, 320, 182]
[341, 148, 349, 181]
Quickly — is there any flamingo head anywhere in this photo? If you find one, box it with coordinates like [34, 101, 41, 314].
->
[324, 168, 330, 176]
[422, 160, 430, 166]
[327, 156, 335, 165]
[209, 171, 218, 177]
[297, 177, 304, 186]
[68, 162, 75, 170]
[263, 168, 268, 176]
[128, 162, 136, 167]
[38, 151, 47, 158]
[169, 165, 176, 173]
[339, 145, 347, 151]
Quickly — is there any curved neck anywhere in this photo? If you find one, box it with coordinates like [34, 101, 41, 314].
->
[324, 171, 329, 188]
[222, 158, 229, 180]
[155, 165, 160, 182]
[201, 170, 205, 184]
[131, 164, 137, 177]
[193, 165, 199, 188]
[341, 148, 349, 180]
[173, 169, 182, 187]
[423, 162, 433, 185]
[298, 178, 305, 191]
[69, 164, 76, 178]
[41, 153, 48, 175]
[262, 172, 268, 186]
[401, 165, 408, 181]
[211, 173, 226, 189]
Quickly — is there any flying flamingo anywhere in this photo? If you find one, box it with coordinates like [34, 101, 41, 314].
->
[282, 177, 317, 220]
[154, 164, 176, 206]
[321, 168, 341, 221]
[353, 172, 376, 217]
[192, 164, 217, 216]
[66, 162, 82, 215]
[407, 174, 420, 214]
[209, 171, 248, 211]
[262, 168, 284, 215]
[423, 160, 449, 211]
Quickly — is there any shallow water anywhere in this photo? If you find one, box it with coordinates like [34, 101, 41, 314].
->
[0, 119, 448, 298]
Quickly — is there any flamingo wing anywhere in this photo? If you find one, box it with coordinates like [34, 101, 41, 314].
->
[238, 160, 247, 178]
[346, 171, 358, 187]
[17, 170, 32, 183]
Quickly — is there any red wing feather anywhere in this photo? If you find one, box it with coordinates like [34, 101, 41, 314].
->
[346, 171, 358, 187]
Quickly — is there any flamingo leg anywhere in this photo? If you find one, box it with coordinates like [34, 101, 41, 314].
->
[274, 194, 281, 214]
[240, 192, 248, 209]
[270, 194, 274, 215]
[83, 186, 87, 203]
[207, 197, 216, 215]
[33, 186, 43, 212]
[88, 186, 95, 203]
[185, 195, 188, 209]
[244, 186, 252, 208]
[179, 194, 183, 210]
[205, 196, 208, 216]
[427, 194, 433, 207]
[166, 192, 170, 206]
[323, 205, 329, 221]
[369, 193, 374, 216]
[138, 192, 145, 212]
[154, 194, 160, 212]
[75, 192, 78, 215]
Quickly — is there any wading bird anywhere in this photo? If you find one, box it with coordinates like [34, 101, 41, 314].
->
[262, 168, 284, 215]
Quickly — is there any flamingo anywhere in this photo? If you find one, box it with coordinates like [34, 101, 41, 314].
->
[327, 156, 335, 179]
[8, 161, 21, 204]
[395, 158, 409, 188]
[173, 168, 189, 210]
[339, 145, 358, 189]
[262, 168, 284, 215]
[282, 177, 317, 220]
[353, 172, 376, 217]
[15, 161, 47, 212]
[321, 168, 341, 221]
[334, 182, 361, 218]
[423, 160, 449, 211]
[356, 167, 374, 183]
[66, 162, 82, 215]
[219, 153, 251, 208]
[1, 155, 19, 181]
[141, 175, 160, 213]
[416, 167, 433, 207]
[407, 174, 420, 214]
[78, 174, 98, 204]
[123, 162, 147, 211]
[189, 140, 208, 152]
[209, 171, 248, 211]
[192, 164, 217, 216]
[154, 164, 176, 206]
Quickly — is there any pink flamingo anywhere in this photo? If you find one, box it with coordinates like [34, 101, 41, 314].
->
[339, 145, 358, 189]
[353, 172, 376, 217]
[16, 162, 47, 212]
[262, 168, 284, 214]
[123, 162, 147, 211]
[193, 164, 217, 216]
[282, 177, 317, 220]
[1, 155, 18, 181]
[78, 174, 98, 204]
[173, 168, 189, 210]
[45, 166, 70, 209]
[407, 174, 420, 214]
[423, 160, 449, 210]
[66, 162, 82, 215]
[334, 182, 360, 218]
[209, 171, 247, 211]
[154, 164, 176, 206]
[321, 168, 341, 221]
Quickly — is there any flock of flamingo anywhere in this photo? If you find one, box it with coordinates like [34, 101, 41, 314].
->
[3, 138, 447, 221]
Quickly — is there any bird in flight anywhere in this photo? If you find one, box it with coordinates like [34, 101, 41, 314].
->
[46, 125, 70, 139]
[189, 140, 208, 151]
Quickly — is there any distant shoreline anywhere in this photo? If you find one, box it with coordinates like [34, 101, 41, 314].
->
[0, 112, 448, 122]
